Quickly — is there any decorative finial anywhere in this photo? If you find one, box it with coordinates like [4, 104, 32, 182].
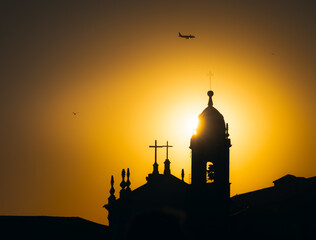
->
[108, 175, 116, 203]
[181, 169, 185, 181]
[126, 168, 131, 191]
[207, 90, 214, 106]
[110, 175, 115, 195]
[120, 169, 126, 190]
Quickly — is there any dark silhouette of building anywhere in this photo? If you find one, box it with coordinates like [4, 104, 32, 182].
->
[189, 90, 231, 237]
[104, 91, 316, 240]
[104, 91, 231, 240]
[0, 216, 109, 239]
[1, 92, 314, 239]
[230, 174, 316, 239]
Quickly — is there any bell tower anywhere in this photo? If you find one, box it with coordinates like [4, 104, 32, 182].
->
[189, 90, 231, 231]
[190, 91, 231, 190]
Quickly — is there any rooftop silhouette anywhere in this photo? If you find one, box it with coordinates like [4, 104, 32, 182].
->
[0, 216, 109, 239]
[105, 90, 231, 239]
[104, 91, 316, 240]
[2, 92, 315, 240]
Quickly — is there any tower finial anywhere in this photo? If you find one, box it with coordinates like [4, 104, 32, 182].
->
[207, 90, 214, 106]
[108, 175, 116, 203]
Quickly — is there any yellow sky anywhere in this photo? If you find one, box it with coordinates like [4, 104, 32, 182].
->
[0, 1, 315, 224]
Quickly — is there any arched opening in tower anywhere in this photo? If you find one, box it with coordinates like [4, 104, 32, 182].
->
[206, 162, 215, 183]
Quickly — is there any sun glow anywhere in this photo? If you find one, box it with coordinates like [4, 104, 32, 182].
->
[187, 116, 199, 135]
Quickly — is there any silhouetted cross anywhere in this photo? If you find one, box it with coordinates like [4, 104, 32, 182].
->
[149, 140, 163, 164]
[207, 71, 214, 90]
[162, 141, 173, 159]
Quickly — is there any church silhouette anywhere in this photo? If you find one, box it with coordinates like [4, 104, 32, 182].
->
[104, 91, 232, 240]
[104, 91, 316, 240]
[0, 91, 315, 239]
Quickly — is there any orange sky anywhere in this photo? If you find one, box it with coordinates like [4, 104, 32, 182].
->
[0, 1, 315, 224]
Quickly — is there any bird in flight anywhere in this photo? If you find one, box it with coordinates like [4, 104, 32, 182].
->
[73, 112, 79, 116]
[178, 32, 195, 39]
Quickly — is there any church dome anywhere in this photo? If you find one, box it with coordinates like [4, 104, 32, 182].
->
[194, 91, 226, 143]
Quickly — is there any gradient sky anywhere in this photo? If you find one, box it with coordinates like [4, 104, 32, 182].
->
[0, 0, 315, 224]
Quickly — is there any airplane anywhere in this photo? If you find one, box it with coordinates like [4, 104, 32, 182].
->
[178, 32, 195, 39]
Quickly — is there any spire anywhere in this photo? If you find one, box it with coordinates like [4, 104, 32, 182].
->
[207, 90, 214, 106]
[108, 175, 116, 203]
